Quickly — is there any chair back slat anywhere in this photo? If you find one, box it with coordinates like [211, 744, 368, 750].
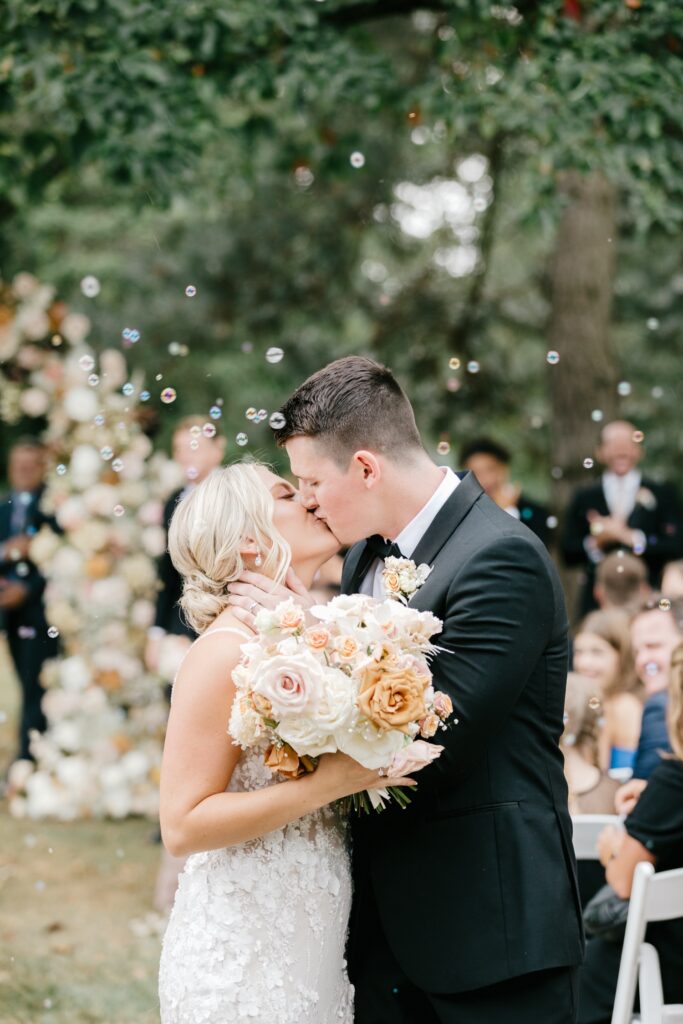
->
[572, 814, 621, 860]
[645, 866, 683, 922]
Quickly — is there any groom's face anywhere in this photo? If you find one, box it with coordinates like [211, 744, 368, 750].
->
[286, 436, 374, 546]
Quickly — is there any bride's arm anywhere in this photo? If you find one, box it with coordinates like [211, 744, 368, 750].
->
[160, 634, 412, 857]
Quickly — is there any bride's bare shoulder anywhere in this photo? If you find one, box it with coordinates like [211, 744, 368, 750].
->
[172, 625, 252, 702]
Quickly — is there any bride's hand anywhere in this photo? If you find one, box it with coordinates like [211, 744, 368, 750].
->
[227, 567, 314, 629]
[311, 751, 417, 804]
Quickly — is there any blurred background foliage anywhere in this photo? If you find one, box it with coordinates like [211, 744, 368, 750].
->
[2, 0, 682, 511]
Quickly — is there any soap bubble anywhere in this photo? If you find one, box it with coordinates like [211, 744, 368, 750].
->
[448, 357, 461, 370]
[588, 696, 602, 712]
[189, 425, 202, 438]
[185, 285, 197, 298]
[436, 441, 451, 455]
[617, 381, 632, 397]
[202, 423, 217, 438]
[140, 390, 151, 402]
[583, 458, 594, 469]
[56, 464, 67, 476]
[659, 598, 672, 611]
[209, 405, 222, 420]
[47, 626, 60, 639]
[269, 412, 286, 430]
[122, 383, 135, 397]
[100, 446, 113, 461]
[632, 430, 644, 443]
[591, 409, 603, 422]
[546, 350, 560, 365]
[245, 407, 257, 421]
[112, 459, 124, 472]
[646, 317, 659, 330]
[87, 373, 99, 387]
[236, 433, 248, 447]
[350, 151, 366, 168]
[79, 355, 95, 372]
[80, 275, 100, 298]
[467, 361, 480, 373]
[265, 347, 284, 364]
[160, 388, 177, 404]
[113, 505, 125, 517]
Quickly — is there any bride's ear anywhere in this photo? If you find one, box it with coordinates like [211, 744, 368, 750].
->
[352, 451, 381, 488]
[239, 536, 261, 560]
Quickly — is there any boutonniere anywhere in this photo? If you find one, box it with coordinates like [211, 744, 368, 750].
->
[636, 487, 657, 511]
[382, 556, 432, 603]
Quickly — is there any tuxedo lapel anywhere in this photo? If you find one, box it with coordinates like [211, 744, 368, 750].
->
[341, 542, 375, 596]
[411, 471, 483, 569]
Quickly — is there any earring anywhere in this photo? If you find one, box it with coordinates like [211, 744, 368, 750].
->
[254, 553, 262, 567]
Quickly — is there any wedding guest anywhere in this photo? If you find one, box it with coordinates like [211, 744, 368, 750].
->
[460, 437, 550, 545]
[577, 642, 683, 1024]
[562, 673, 621, 815]
[572, 610, 642, 776]
[661, 558, 683, 599]
[561, 420, 683, 617]
[145, 416, 226, 673]
[630, 596, 683, 779]
[0, 438, 59, 762]
[593, 550, 650, 613]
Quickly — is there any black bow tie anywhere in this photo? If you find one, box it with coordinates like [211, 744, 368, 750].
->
[365, 535, 404, 561]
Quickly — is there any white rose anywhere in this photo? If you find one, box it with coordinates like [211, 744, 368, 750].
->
[58, 656, 91, 692]
[277, 669, 353, 756]
[228, 698, 266, 749]
[251, 649, 325, 718]
[70, 444, 103, 488]
[336, 712, 406, 770]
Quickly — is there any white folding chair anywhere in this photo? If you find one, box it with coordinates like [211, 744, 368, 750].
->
[611, 861, 683, 1024]
[572, 814, 621, 860]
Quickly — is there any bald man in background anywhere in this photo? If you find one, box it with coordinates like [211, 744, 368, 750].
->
[562, 421, 683, 617]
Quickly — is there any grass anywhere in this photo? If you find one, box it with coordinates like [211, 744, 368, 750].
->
[0, 639, 163, 1024]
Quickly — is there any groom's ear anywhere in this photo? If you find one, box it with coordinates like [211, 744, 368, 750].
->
[352, 450, 381, 488]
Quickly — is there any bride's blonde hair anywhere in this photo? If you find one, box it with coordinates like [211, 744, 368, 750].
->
[168, 462, 291, 633]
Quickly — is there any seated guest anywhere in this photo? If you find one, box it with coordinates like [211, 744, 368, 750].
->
[661, 558, 683, 599]
[572, 610, 642, 777]
[0, 438, 60, 762]
[629, 596, 683, 781]
[593, 550, 650, 613]
[577, 642, 683, 1024]
[562, 420, 683, 617]
[562, 673, 621, 815]
[460, 437, 550, 545]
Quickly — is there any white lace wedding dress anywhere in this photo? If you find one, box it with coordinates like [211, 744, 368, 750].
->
[158, 628, 354, 1024]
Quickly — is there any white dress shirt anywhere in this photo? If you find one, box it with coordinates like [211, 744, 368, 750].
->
[359, 467, 460, 599]
[602, 470, 641, 521]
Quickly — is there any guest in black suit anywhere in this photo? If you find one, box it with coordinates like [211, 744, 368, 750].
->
[0, 438, 59, 761]
[460, 437, 551, 546]
[562, 421, 683, 618]
[145, 415, 226, 673]
[578, 640, 683, 1024]
[264, 358, 583, 1024]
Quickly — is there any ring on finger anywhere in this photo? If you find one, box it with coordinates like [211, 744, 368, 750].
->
[378, 767, 388, 778]
[249, 601, 258, 616]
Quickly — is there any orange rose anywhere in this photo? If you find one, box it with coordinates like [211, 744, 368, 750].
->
[264, 743, 315, 779]
[305, 627, 330, 650]
[357, 662, 429, 734]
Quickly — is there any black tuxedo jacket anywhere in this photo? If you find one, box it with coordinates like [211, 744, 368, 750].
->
[342, 472, 584, 994]
[516, 492, 551, 547]
[561, 475, 683, 616]
[0, 487, 58, 624]
[154, 488, 196, 638]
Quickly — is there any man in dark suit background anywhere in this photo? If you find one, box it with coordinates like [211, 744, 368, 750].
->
[460, 437, 551, 546]
[145, 416, 225, 671]
[266, 357, 583, 1024]
[0, 438, 59, 762]
[562, 420, 683, 618]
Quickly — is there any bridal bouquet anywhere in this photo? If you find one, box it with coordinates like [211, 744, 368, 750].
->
[228, 594, 453, 812]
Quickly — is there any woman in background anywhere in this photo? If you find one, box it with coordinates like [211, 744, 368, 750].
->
[562, 673, 621, 815]
[573, 610, 642, 777]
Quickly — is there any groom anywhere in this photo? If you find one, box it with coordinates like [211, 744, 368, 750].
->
[239, 356, 584, 1022]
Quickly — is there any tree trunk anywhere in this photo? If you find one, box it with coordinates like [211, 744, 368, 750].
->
[547, 171, 619, 613]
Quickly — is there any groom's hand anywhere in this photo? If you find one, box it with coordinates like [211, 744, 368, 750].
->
[226, 567, 314, 630]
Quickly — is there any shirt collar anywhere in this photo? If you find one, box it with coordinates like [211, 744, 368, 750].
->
[394, 467, 460, 559]
[603, 469, 641, 489]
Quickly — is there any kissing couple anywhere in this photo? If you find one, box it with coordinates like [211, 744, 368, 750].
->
[158, 355, 584, 1024]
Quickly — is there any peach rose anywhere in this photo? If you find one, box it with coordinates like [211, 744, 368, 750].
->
[305, 627, 330, 650]
[264, 743, 316, 779]
[419, 713, 440, 738]
[334, 636, 360, 661]
[433, 691, 453, 720]
[384, 571, 401, 594]
[278, 605, 306, 633]
[251, 692, 274, 717]
[390, 739, 444, 776]
[357, 662, 429, 734]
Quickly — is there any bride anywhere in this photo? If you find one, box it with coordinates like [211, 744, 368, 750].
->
[158, 461, 413, 1023]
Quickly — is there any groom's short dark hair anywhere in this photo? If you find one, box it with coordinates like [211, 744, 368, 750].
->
[273, 356, 424, 465]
